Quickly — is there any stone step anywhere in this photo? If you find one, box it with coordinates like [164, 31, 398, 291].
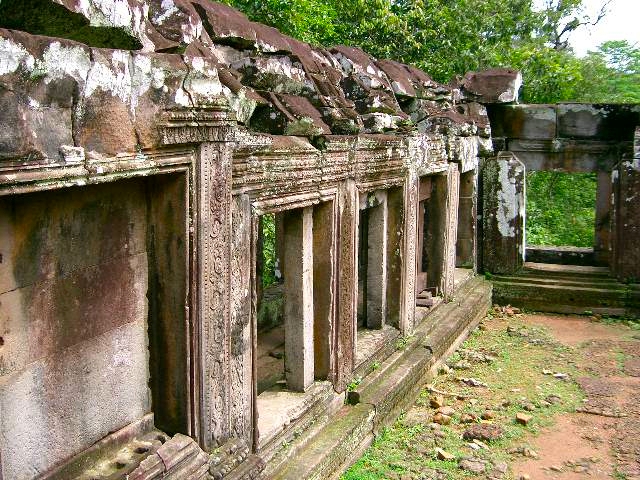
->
[491, 274, 624, 289]
[492, 279, 638, 315]
[269, 277, 492, 480]
[523, 262, 611, 277]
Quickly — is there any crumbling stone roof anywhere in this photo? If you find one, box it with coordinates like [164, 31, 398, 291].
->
[0, 0, 522, 160]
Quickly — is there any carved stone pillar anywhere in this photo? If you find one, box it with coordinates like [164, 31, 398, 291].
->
[386, 186, 404, 330]
[283, 207, 315, 392]
[230, 194, 254, 445]
[441, 163, 460, 300]
[482, 153, 526, 275]
[361, 190, 388, 329]
[335, 179, 358, 391]
[594, 171, 612, 267]
[400, 174, 418, 333]
[161, 103, 238, 450]
[457, 168, 478, 270]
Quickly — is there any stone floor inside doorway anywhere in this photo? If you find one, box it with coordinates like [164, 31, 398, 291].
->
[343, 308, 640, 480]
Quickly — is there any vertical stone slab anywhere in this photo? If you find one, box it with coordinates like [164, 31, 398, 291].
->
[366, 192, 388, 329]
[401, 176, 418, 333]
[613, 127, 640, 281]
[147, 174, 189, 438]
[230, 194, 253, 444]
[386, 187, 404, 330]
[456, 169, 478, 269]
[441, 164, 460, 300]
[482, 153, 526, 275]
[335, 180, 358, 391]
[594, 170, 612, 267]
[197, 142, 232, 448]
[313, 201, 335, 381]
[283, 207, 314, 392]
[424, 174, 448, 296]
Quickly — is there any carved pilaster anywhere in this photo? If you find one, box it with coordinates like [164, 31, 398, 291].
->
[400, 174, 418, 333]
[335, 179, 358, 391]
[230, 194, 253, 444]
[442, 163, 460, 300]
[161, 102, 237, 449]
[198, 141, 233, 448]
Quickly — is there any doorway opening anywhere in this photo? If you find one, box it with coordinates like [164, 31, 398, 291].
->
[254, 203, 334, 449]
[525, 171, 599, 266]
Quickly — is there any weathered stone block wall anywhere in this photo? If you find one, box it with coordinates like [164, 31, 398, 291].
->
[612, 127, 640, 281]
[0, 179, 151, 479]
[481, 153, 526, 275]
[484, 103, 639, 276]
[487, 103, 640, 172]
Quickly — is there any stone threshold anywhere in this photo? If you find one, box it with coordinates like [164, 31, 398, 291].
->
[353, 324, 401, 379]
[265, 275, 492, 480]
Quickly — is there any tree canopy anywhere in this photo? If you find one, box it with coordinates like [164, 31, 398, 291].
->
[219, 0, 639, 104]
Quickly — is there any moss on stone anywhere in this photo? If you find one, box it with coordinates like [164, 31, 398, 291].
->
[0, 0, 142, 50]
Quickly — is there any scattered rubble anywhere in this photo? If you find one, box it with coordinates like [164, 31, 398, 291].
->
[458, 457, 487, 474]
[462, 424, 505, 442]
[457, 377, 488, 388]
[435, 448, 455, 461]
[515, 413, 533, 426]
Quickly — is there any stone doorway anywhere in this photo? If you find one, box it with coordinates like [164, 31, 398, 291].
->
[254, 201, 334, 450]
[416, 175, 449, 307]
[525, 171, 599, 267]
[0, 174, 192, 479]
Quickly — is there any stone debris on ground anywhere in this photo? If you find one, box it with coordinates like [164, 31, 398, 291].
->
[344, 312, 640, 480]
[435, 448, 455, 461]
[436, 406, 455, 416]
[458, 456, 487, 474]
[462, 424, 505, 442]
[457, 377, 488, 388]
[491, 305, 522, 317]
[430, 395, 445, 409]
[507, 446, 539, 458]
[515, 412, 533, 426]
[432, 413, 452, 425]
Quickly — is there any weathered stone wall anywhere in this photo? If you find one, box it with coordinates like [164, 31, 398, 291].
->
[0, 179, 151, 479]
[612, 127, 640, 281]
[487, 103, 640, 172]
[481, 153, 526, 275]
[5, 2, 637, 480]
[484, 103, 639, 275]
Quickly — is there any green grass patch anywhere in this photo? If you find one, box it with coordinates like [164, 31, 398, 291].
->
[342, 317, 586, 480]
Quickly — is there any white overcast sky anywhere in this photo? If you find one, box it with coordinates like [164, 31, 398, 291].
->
[565, 0, 640, 56]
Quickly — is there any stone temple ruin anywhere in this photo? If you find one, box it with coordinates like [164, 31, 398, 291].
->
[0, 1, 639, 479]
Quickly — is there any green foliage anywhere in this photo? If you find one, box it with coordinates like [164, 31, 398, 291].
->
[219, 0, 339, 45]
[347, 376, 363, 392]
[526, 171, 596, 247]
[217, 0, 640, 105]
[261, 214, 277, 287]
[574, 41, 640, 103]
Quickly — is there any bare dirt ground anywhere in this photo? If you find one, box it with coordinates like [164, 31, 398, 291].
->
[512, 313, 640, 480]
[344, 310, 640, 480]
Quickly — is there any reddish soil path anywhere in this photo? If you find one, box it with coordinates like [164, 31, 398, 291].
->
[512, 314, 640, 480]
